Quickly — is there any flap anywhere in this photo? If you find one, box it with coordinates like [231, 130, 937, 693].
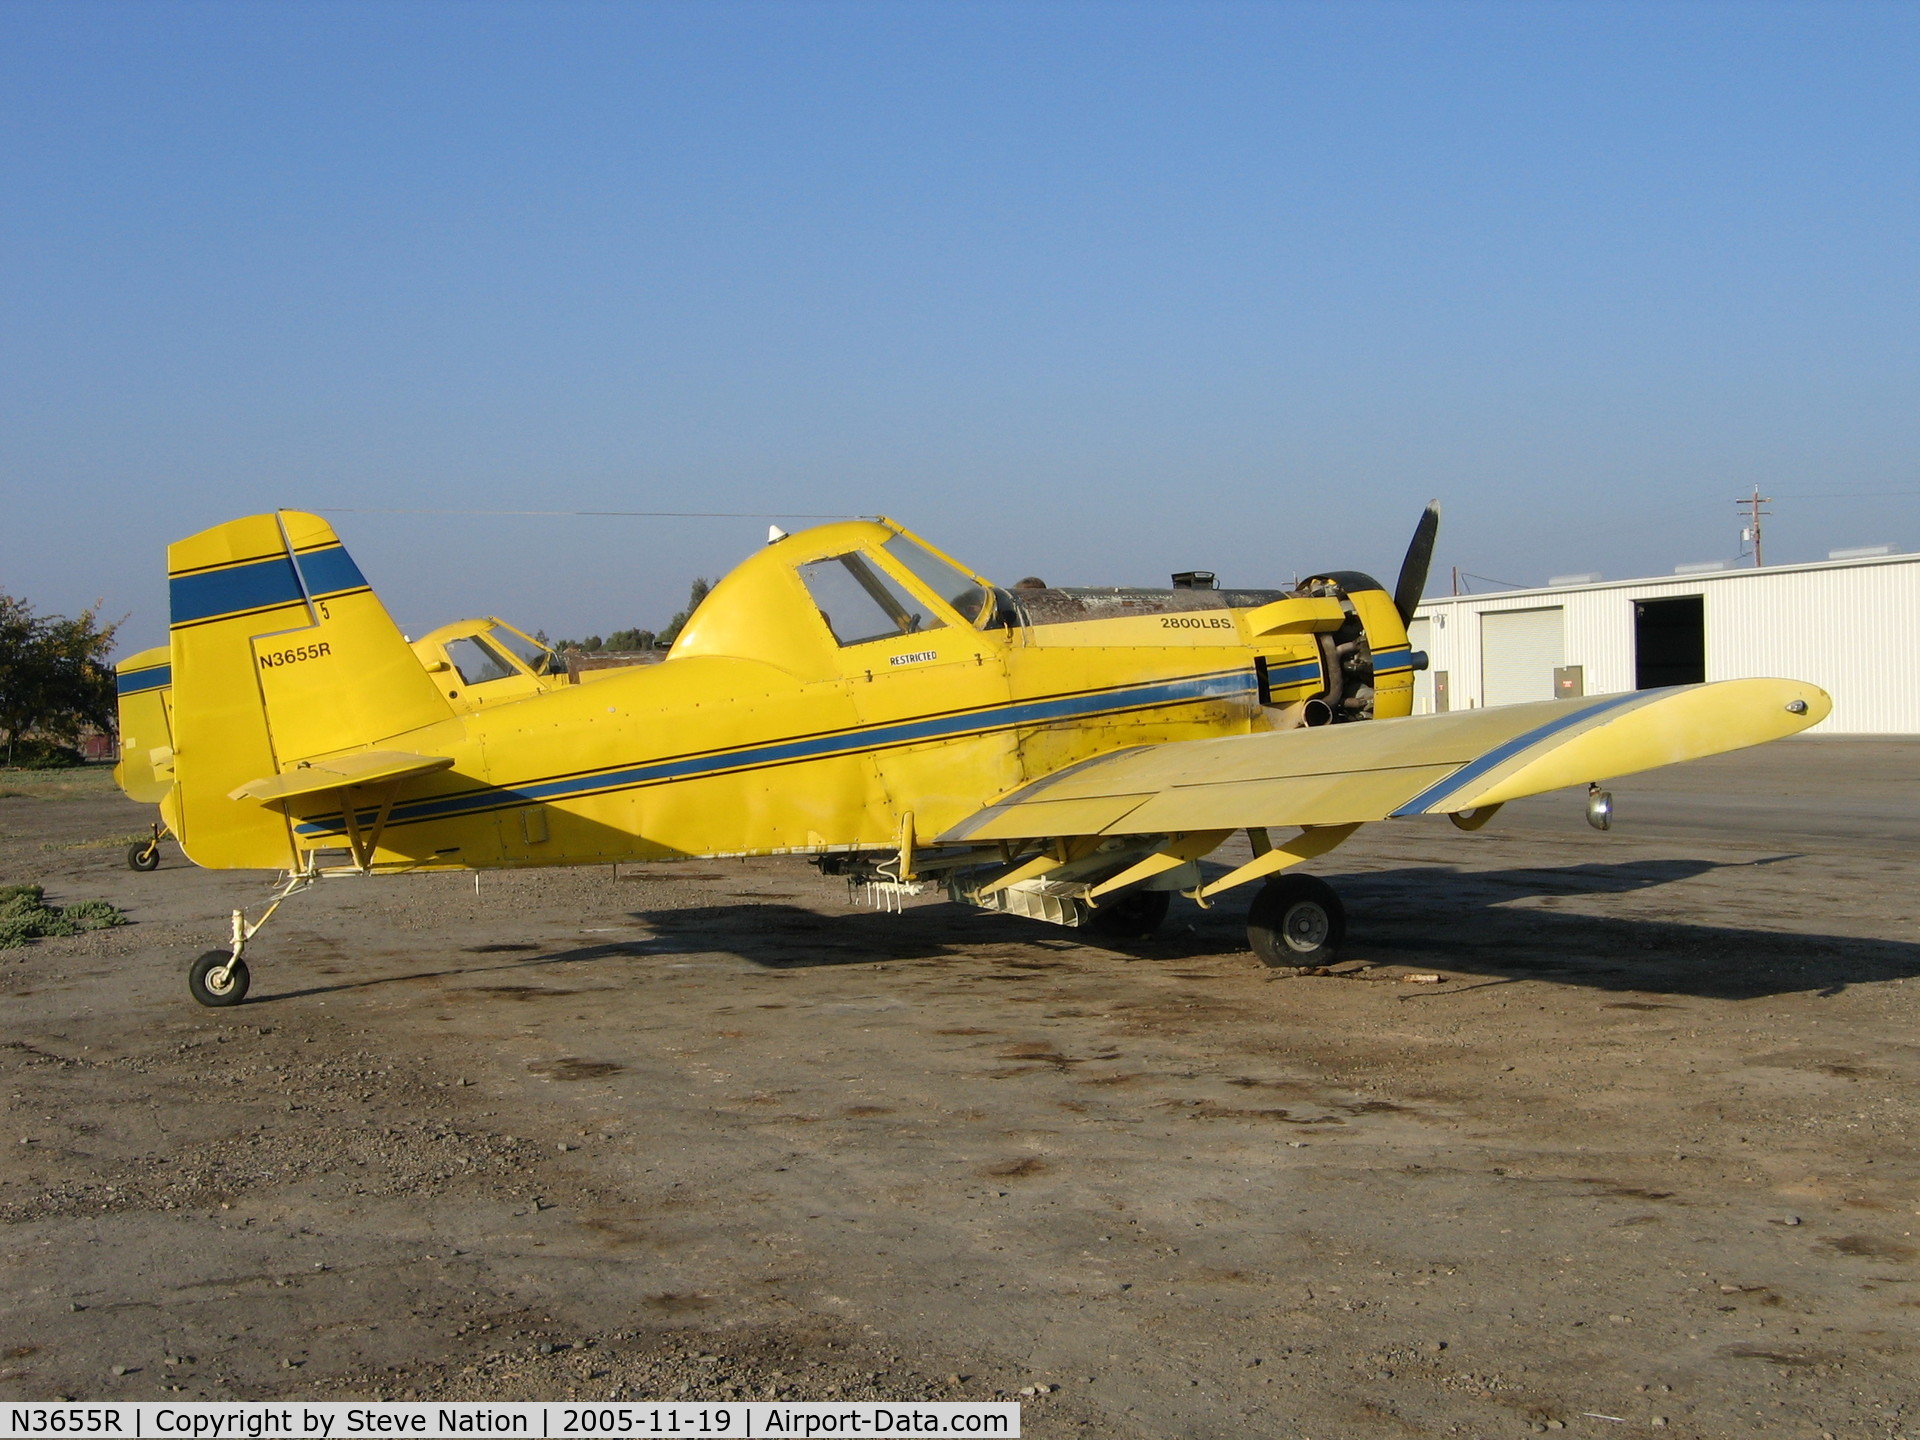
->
[938, 679, 1830, 842]
[229, 750, 455, 804]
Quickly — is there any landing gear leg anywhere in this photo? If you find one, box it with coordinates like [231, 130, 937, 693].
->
[186, 867, 314, 1008]
[1246, 874, 1346, 968]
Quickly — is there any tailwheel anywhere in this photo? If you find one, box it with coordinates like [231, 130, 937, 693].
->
[1085, 888, 1171, 939]
[1246, 874, 1345, 968]
[188, 951, 250, 1007]
[128, 823, 168, 871]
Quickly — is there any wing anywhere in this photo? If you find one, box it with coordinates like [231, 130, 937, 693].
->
[938, 679, 1829, 843]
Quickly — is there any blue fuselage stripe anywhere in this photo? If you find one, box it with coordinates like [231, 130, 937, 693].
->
[293, 669, 1259, 836]
[116, 665, 172, 696]
[1388, 690, 1655, 816]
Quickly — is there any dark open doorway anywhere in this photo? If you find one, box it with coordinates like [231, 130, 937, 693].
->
[1635, 595, 1705, 688]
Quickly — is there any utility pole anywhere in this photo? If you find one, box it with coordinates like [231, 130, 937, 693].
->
[1737, 487, 1772, 567]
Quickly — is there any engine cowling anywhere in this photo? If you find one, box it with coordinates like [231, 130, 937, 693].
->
[1293, 571, 1418, 722]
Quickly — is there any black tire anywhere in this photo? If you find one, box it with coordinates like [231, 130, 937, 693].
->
[127, 841, 160, 872]
[1085, 888, 1172, 939]
[1246, 874, 1346, 968]
[188, 951, 250, 1007]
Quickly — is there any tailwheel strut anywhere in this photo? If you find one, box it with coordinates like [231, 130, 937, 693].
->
[186, 866, 315, 1008]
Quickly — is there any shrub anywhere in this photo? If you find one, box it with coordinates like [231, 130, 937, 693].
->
[0, 885, 127, 949]
[5, 738, 87, 769]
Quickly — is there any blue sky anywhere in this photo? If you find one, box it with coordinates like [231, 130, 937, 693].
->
[3, 0, 1916, 651]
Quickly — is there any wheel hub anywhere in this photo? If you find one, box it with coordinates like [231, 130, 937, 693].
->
[1282, 902, 1331, 952]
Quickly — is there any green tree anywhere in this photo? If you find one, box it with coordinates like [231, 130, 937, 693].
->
[0, 592, 119, 766]
[657, 577, 713, 648]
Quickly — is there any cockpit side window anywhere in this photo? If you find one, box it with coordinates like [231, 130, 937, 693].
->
[444, 635, 517, 686]
[799, 553, 947, 648]
[882, 535, 1004, 628]
[486, 623, 561, 675]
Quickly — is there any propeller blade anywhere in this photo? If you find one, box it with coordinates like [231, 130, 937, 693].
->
[1392, 501, 1441, 627]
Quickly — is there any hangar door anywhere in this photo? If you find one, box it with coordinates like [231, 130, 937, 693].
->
[1635, 595, 1705, 688]
[1481, 607, 1564, 707]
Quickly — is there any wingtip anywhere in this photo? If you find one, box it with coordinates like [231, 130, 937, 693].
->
[1786, 684, 1833, 730]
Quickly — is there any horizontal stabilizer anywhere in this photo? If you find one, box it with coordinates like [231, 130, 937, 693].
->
[229, 751, 455, 805]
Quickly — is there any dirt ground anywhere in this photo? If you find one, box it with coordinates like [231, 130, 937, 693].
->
[3, 739, 1917, 1438]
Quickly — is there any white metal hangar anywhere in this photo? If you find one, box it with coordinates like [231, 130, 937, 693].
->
[1407, 550, 1920, 734]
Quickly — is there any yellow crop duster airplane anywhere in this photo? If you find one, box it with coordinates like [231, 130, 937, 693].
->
[120, 507, 1828, 1007]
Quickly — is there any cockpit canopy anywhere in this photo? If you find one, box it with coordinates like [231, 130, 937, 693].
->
[667, 519, 1016, 678]
[797, 533, 1015, 647]
[410, 619, 563, 708]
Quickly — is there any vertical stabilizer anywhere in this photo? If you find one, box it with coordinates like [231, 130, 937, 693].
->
[112, 646, 174, 806]
[256, 512, 455, 759]
[166, 511, 454, 869]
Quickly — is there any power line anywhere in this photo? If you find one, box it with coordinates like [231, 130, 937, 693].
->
[316, 507, 871, 519]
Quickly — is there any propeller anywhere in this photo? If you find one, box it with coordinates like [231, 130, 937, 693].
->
[1392, 501, 1441, 627]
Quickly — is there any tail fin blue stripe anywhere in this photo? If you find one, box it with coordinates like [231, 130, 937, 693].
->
[167, 543, 367, 627]
[116, 664, 172, 695]
[169, 555, 304, 628]
[296, 544, 368, 598]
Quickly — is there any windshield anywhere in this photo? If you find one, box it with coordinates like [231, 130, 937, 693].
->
[882, 535, 994, 626]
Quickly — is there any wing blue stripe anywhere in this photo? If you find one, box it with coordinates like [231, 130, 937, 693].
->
[1388, 690, 1657, 817]
[292, 669, 1259, 836]
[116, 664, 172, 695]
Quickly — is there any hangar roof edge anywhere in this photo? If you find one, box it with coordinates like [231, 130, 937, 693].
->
[1414, 549, 1920, 613]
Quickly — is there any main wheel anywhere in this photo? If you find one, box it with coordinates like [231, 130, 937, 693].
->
[1085, 888, 1171, 939]
[1246, 875, 1346, 968]
[188, 951, 250, 1007]
[127, 841, 160, 872]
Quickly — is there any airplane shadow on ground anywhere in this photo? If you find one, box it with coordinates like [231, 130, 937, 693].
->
[592, 853, 1920, 1003]
[247, 909, 1041, 1005]
[250, 854, 1920, 1006]
[1333, 853, 1920, 1001]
